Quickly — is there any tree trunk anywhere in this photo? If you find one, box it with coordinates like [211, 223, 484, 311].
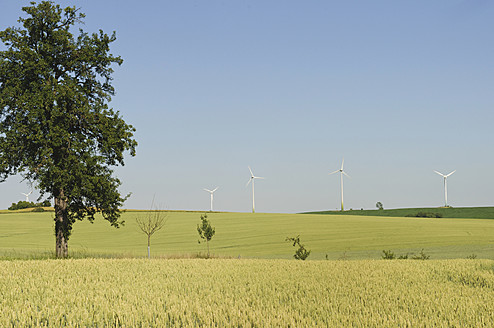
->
[54, 190, 69, 258]
[147, 235, 151, 259]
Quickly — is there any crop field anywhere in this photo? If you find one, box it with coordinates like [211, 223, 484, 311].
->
[1, 210, 493, 260]
[1, 258, 494, 327]
[305, 206, 494, 219]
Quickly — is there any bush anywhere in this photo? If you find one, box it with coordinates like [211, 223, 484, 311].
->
[31, 207, 45, 212]
[286, 235, 311, 260]
[405, 212, 442, 218]
[411, 249, 430, 260]
[382, 250, 395, 260]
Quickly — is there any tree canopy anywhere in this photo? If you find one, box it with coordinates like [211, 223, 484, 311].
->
[0, 1, 137, 257]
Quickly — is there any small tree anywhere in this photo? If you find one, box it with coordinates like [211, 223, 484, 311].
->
[286, 235, 311, 260]
[197, 214, 215, 258]
[376, 202, 384, 210]
[136, 204, 167, 259]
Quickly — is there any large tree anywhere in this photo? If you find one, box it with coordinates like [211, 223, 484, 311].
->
[0, 2, 137, 258]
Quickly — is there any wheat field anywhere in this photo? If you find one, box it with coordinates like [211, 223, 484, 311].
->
[1, 258, 493, 327]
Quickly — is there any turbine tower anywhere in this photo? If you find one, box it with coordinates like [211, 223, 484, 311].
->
[21, 191, 32, 202]
[203, 187, 218, 212]
[246, 166, 264, 213]
[329, 158, 350, 211]
[434, 170, 456, 207]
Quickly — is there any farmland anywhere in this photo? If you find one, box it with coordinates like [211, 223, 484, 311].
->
[0, 210, 493, 260]
[1, 210, 494, 326]
[1, 258, 494, 326]
[305, 206, 494, 219]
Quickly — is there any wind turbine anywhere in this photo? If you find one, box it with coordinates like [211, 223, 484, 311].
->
[329, 158, 350, 211]
[203, 187, 218, 212]
[246, 166, 264, 213]
[434, 170, 456, 207]
[21, 191, 32, 202]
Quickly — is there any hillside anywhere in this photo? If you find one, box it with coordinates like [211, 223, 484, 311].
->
[303, 206, 494, 219]
[1, 211, 493, 260]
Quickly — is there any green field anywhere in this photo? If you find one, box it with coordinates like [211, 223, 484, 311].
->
[1, 258, 493, 326]
[305, 206, 494, 219]
[1, 210, 493, 260]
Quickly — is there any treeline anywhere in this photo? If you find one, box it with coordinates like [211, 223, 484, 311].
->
[8, 200, 51, 211]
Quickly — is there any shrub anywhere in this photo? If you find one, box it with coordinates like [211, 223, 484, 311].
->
[286, 235, 311, 260]
[405, 212, 442, 218]
[412, 249, 430, 260]
[31, 207, 45, 212]
[382, 250, 395, 260]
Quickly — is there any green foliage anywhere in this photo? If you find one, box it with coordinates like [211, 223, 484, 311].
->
[382, 250, 395, 260]
[376, 202, 384, 210]
[0, 2, 137, 257]
[286, 235, 311, 260]
[405, 212, 443, 218]
[197, 214, 215, 258]
[412, 249, 430, 260]
[31, 207, 45, 212]
[384, 249, 430, 260]
[8, 200, 50, 210]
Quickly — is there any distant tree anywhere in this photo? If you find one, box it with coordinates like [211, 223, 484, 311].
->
[376, 202, 384, 210]
[286, 235, 311, 260]
[0, 2, 137, 258]
[8, 200, 51, 210]
[197, 214, 215, 258]
[136, 203, 167, 259]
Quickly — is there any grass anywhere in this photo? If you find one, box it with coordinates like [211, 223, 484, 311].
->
[0, 210, 493, 260]
[304, 206, 494, 219]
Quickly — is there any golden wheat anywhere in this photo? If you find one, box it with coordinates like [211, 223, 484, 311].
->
[0, 259, 493, 327]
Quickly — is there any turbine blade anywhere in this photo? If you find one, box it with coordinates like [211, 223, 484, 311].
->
[246, 178, 252, 187]
[212, 187, 219, 192]
[255, 176, 265, 180]
[329, 170, 339, 175]
[434, 170, 445, 177]
[248, 166, 254, 176]
[446, 170, 456, 177]
[342, 171, 350, 178]
[341, 158, 345, 170]
[203, 188, 212, 193]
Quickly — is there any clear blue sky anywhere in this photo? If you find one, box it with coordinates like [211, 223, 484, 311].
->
[1, 0, 493, 213]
